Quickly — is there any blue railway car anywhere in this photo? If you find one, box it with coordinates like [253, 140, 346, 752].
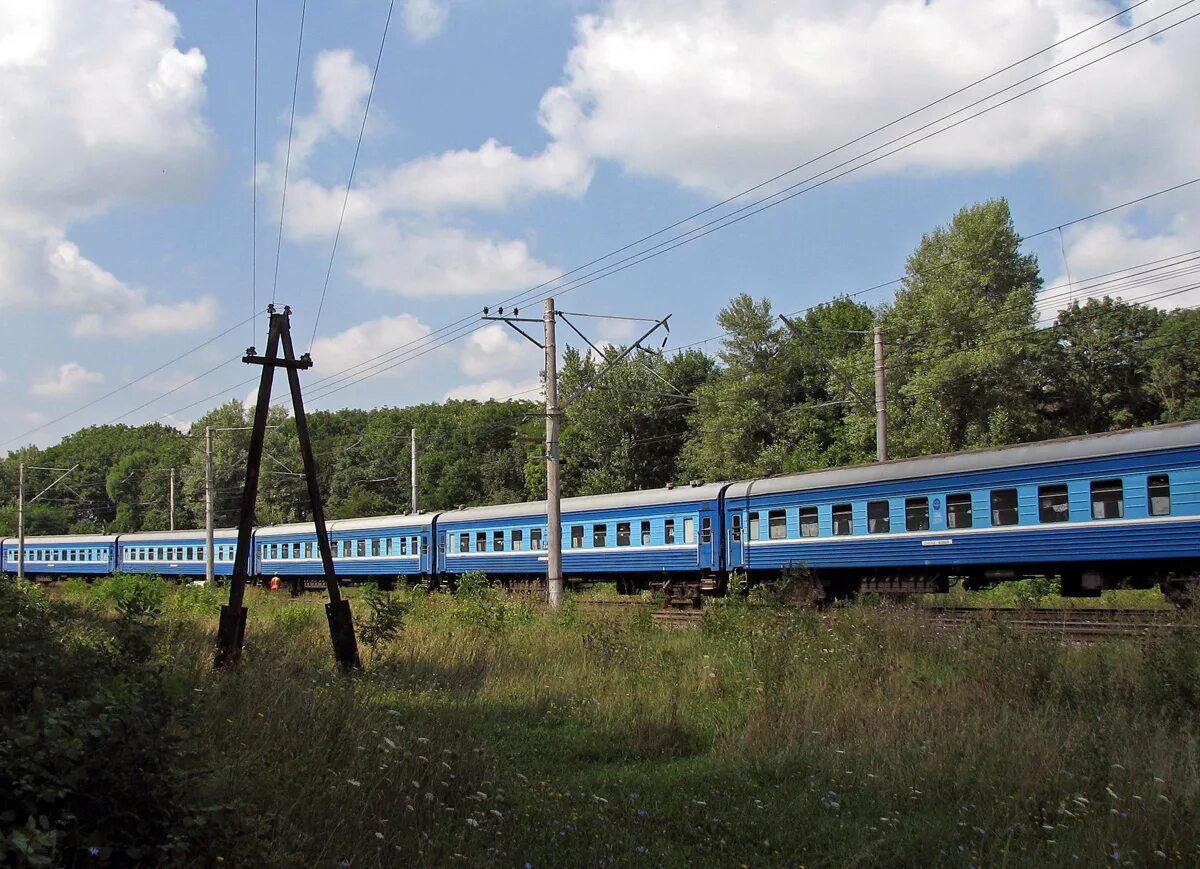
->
[722, 421, 1200, 601]
[1, 534, 117, 578]
[438, 484, 725, 593]
[117, 529, 243, 578]
[255, 514, 435, 583]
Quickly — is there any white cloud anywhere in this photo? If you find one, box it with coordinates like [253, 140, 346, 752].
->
[402, 0, 450, 42]
[0, 0, 215, 334]
[443, 377, 541, 402]
[0, 369, 7, 384]
[1037, 213, 1200, 321]
[30, 363, 104, 398]
[546, 0, 1200, 197]
[309, 313, 433, 379]
[458, 324, 540, 379]
[266, 48, 591, 300]
[72, 295, 218, 338]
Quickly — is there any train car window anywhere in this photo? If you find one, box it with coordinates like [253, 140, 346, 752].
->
[1038, 485, 1069, 523]
[617, 523, 631, 546]
[400, 537, 409, 555]
[664, 519, 676, 544]
[768, 509, 787, 539]
[281, 544, 290, 560]
[531, 528, 544, 550]
[640, 521, 651, 545]
[748, 513, 760, 540]
[448, 534, 458, 553]
[475, 532, 487, 553]
[683, 518, 696, 543]
[420, 538, 428, 555]
[906, 497, 930, 532]
[305, 542, 313, 558]
[158, 547, 165, 560]
[867, 501, 890, 534]
[800, 507, 819, 537]
[991, 489, 1018, 526]
[1090, 479, 1124, 519]
[571, 526, 584, 548]
[594, 524, 608, 547]
[371, 539, 381, 557]
[457, 533, 468, 553]
[730, 514, 742, 541]
[293, 542, 302, 559]
[832, 504, 853, 536]
[383, 538, 392, 556]
[701, 517, 712, 544]
[1148, 475, 1171, 516]
[69, 550, 77, 562]
[512, 529, 524, 551]
[947, 493, 973, 528]
[357, 539, 367, 557]
[494, 531, 505, 552]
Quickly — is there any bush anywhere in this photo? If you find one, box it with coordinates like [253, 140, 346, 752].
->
[357, 583, 411, 651]
[0, 580, 249, 866]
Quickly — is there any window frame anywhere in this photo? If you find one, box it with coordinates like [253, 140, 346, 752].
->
[768, 509, 788, 540]
[991, 489, 1019, 527]
[1148, 474, 1171, 516]
[905, 496, 930, 532]
[1090, 479, 1124, 520]
[616, 522, 631, 546]
[867, 500, 890, 534]
[832, 503, 853, 536]
[946, 492, 973, 529]
[1037, 484, 1069, 524]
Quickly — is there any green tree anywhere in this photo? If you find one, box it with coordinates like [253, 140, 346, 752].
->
[874, 198, 1044, 455]
[1147, 307, 1200, 422]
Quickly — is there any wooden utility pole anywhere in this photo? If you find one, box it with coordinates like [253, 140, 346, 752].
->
[544, 298, 563, 609]
[410, 428, 418, 514]
[874, 326, 889, 462]
[204, 427, 214, 585]
[215, 304, 360, 670]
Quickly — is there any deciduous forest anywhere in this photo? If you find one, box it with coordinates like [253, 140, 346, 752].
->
[4, 199, 1198, 536]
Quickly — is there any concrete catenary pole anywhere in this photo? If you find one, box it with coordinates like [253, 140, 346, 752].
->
[410, 428, 418, 514]
[544, 298, 563, 609]
[874, 325, 888, 463]
[168, 467, 176, 531]
[17, 462, 24, 580]
[205, 427, 215, 585]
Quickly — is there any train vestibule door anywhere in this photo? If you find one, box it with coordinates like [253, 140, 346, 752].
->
[726, 509, 745, 570]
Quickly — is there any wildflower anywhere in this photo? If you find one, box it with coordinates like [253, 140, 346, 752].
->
[88, 847, 100, 857]
[629, 792, 639, 801]
[347, 779, 361, 787]
[1106, 786, 1120, 800]
[375, 832, 384, 839]
[466, 818, 479, 828]
[635, 846, 647, 854]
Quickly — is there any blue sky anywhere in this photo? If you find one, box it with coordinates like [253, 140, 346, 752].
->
[2, 0, 1197, 449]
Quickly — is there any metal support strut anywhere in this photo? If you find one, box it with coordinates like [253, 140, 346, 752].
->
[214, 304, 361, 670]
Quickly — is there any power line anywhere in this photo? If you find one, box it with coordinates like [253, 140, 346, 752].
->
[0, 310, 264, 450]
[309, 0, 397, 352]
[252, 0, 260, 344]
[282, 7, 1200, 405]
[269, 0, 308, 308]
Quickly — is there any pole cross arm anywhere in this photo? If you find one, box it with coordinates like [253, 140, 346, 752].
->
[243, 353, 314, 370]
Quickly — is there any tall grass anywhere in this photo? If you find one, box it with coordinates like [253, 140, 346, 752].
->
[10, 581, 1200, 866]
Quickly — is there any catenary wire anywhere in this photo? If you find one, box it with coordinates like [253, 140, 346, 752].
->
[269, 0, 308, 308]
[308, 0, 397, 353]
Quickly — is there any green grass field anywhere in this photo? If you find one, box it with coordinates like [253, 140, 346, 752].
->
[3, 577, 1198, 867]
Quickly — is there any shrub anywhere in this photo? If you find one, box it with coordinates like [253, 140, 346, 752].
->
[0, 580, 248, 866]
[357, 583, 411, 651]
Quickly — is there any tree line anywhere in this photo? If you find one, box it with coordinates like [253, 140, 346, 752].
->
[3, 199, 1198, 536]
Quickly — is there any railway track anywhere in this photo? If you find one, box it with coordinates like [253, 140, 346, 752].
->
[577, 599, 1200, 640]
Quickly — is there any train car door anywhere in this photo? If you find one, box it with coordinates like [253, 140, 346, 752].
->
[698, 506, 716, 570]
[420, 531, 433, 574]
[726, 508, 745, 570]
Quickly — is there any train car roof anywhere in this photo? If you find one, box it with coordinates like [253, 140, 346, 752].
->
[256, 512, 434, 538]
[723, 420, 1200, 500]
[3, 534, 118, 545]
[438, 482, 726, 524]
[118, 528, 239, 542]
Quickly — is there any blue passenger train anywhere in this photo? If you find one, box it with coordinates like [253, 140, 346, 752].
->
[3, 421, 1199, 604]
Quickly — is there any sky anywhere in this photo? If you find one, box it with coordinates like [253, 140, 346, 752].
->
[1, 0, 1198, 450]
